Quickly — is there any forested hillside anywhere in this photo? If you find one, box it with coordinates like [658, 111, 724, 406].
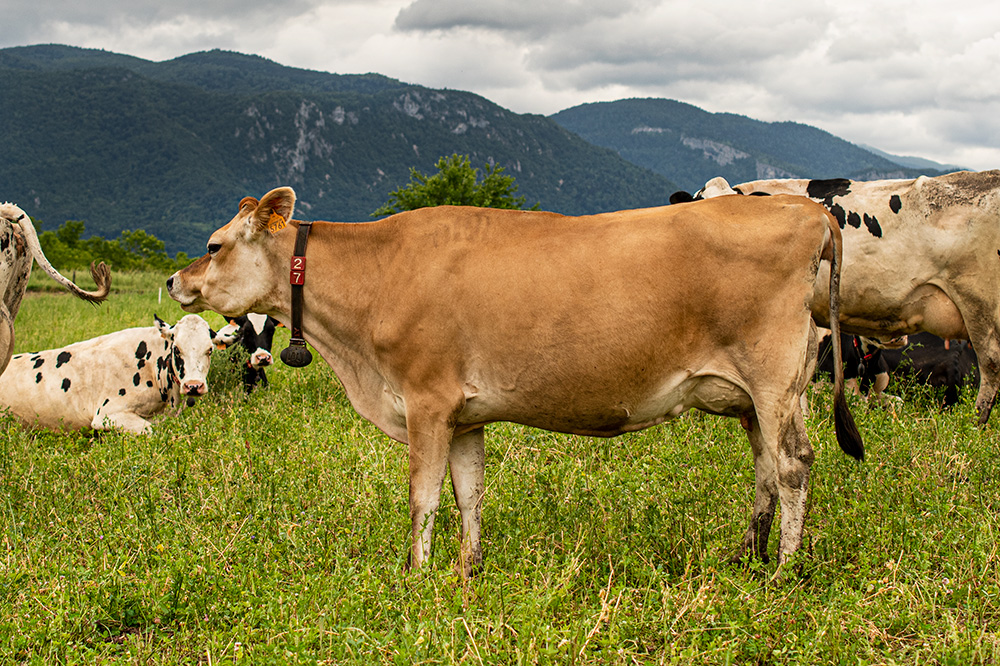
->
[550, 98, 949, 193]
[3, 45, 956, 256]
[1, 45, 675, 254]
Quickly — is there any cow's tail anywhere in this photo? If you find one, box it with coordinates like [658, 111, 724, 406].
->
[0, 203, 111, 303]
[826, 218, 864, 461]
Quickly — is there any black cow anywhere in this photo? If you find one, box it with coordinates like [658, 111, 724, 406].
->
[882, 332, 979, 406]
[817, 331, 978, 407]
[816, 331, 899, 400]
[219, 314, 280, 392]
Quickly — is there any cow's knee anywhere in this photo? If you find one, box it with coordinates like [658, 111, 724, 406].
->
[408, 435, 451, 569]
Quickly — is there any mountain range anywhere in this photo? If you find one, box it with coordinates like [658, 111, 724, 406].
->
[550, 99, 951, 192]
[0, 44, 953, 255]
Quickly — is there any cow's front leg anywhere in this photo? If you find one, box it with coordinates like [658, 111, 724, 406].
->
[449, 427, 485, 578]
[734, 411, 778, 564]
[92, 410, 153, 434]
[406, 402, 460, 570]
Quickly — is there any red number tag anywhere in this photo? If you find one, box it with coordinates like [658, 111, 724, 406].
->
[290, 256, 306, 285]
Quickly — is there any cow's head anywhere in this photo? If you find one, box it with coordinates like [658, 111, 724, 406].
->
[217, 313, 279, 369]
[155, 314, 239, 400]
[166, 187, 296, 318]
[669, 176, 739, 204]
[241, 313, 279, 369]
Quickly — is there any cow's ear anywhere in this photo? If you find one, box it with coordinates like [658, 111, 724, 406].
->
[248, 187, 296, 237]
[154, 314, 174, 341]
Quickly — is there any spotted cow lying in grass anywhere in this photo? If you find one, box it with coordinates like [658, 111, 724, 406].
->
[0, 314, 237, 433]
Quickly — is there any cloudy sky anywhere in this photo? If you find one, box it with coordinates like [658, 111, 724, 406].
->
[5, 0, 1000, 170]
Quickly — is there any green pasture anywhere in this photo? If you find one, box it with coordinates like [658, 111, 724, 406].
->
[3, 271, 1000, 664]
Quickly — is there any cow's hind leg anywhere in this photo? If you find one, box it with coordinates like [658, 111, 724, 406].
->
[974, 341, 1000, 425]
[406, 397, 464, 571]
[963, 322, 1000, 425]
[773, 405, 814, 565]
[734, 411, 778, 564]
[449, 427, 485, 577]
[0, 307, 13, 377]
[736, 403, 815, 569]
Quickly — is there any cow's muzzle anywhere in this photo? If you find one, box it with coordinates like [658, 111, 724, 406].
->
[250, 350, 273, 369]
[181, 380, 207, 397]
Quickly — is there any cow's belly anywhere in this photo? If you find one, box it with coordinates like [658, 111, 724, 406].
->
[6, 396, 96, 430]
[454, 372, 754, 438]
[814, 273, 968, 340]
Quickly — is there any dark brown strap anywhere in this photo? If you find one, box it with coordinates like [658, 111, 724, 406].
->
[280, 221, 314, 367]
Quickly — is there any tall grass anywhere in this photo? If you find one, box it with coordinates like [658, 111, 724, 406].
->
[2, 273, 1000, 664]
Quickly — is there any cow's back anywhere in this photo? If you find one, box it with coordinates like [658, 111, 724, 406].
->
[734, 172, 1000, 339]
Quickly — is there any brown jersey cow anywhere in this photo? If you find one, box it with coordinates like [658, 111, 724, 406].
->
[167, 188, 862, 576]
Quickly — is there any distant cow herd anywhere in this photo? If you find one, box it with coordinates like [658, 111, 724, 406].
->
[2, 168, 998, 576]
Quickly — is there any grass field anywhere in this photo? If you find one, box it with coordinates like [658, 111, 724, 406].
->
[3, 272, 1000, 664]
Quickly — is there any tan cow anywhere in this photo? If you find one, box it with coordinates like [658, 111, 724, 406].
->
[677, 171, 1000, 424]
[167, 188, 863, 575]
[0, 203, 111, 376]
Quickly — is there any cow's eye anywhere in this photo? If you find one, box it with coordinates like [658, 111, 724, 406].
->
[207, 243, 222, 255]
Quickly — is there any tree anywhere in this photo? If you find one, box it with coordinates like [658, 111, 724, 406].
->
[36, 219, 191, 272]
[373, 153, 539, 216]
[37, 220, 93, 270]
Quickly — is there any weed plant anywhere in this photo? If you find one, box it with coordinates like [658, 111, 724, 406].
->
[2, 275, 1000, 663]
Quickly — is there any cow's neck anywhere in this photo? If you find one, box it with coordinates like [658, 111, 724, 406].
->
[271, 220, 391, 343]
[154, 339, 181, 407]
[271, 219, 400, 425]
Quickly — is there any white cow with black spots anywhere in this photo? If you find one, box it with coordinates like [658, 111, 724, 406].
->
[0, 314, 237, 433]
[672, 170, 1000, 425]
[0, 203, 111, 377]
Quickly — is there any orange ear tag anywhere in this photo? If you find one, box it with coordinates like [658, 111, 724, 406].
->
[267, 212, 287, 234]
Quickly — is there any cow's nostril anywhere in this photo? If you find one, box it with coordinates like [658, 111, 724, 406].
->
[182, 381, 207, 396]
[166, 277, 174, 290]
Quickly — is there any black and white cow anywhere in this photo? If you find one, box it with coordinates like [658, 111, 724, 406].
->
[217, 313, 280, 392]
[815, 330, 906, 401]
[0, 314, 237, 433]
[673, 171, 1000, 424]
[816, 331, 977, 407]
